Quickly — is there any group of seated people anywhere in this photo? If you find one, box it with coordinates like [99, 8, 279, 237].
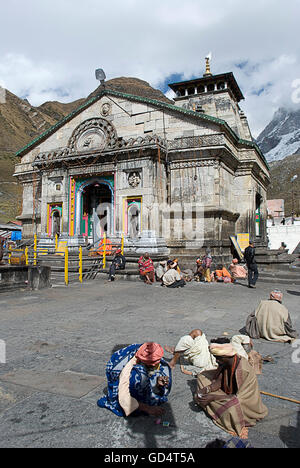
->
[98, 289, 298, 441]
[107, 247, 248, 286]
[138, 253, 186, 287]
[137, 249, 248, 287]
[194, 249, 248, 284]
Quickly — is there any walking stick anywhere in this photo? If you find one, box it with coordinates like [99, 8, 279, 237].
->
[260, 391, 300, 405]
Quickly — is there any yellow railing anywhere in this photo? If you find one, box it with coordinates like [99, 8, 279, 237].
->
[5, 232, 125, 285]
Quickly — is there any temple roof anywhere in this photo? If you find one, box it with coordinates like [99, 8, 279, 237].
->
[15, 88, 267, 168]
[168, 72, 245, 102]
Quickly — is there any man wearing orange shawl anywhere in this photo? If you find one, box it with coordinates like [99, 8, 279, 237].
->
[194, 339, 268, 438]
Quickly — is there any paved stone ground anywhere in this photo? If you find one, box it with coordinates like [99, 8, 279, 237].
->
[0, 277, 299, 448]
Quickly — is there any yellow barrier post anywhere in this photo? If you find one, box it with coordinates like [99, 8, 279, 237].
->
[121, 233, 124, 255]
[25, 247, 29, 266]
[79, 246, 83, 283]
[34, 234, 37, 266]
[65, 246, 69, 286]
[55, 234, 58, 251]
[103, 234, 106, 270]
[8, 245, 12, 265]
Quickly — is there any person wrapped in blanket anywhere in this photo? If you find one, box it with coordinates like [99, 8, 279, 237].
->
[97, 342, 172, 417]
[194, 340, 268, 439]
[138, 252, 155, 284]
[213, 264, 232, 283]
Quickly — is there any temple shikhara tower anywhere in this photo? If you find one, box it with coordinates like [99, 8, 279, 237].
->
[14, 58, 270, 261]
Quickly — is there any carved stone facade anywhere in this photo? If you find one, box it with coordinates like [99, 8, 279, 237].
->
[14, 75, 270, 257]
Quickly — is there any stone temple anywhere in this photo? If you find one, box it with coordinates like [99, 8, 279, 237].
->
[14, 59, 270, 262]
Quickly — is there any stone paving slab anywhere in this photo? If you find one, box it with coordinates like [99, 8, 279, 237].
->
[0, 370, 104, 398]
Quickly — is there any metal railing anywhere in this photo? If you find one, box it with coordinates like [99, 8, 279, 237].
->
[5, 233, 125, 286]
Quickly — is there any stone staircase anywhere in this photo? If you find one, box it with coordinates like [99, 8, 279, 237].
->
[37, 252, 102, 286]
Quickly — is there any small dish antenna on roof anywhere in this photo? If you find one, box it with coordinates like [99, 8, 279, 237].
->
[95, 68, 106, 86]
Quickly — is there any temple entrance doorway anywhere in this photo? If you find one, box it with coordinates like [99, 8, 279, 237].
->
[81, 183, 112, 241]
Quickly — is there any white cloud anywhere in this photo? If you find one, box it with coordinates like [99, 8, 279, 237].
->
[0, 0, 299, 136]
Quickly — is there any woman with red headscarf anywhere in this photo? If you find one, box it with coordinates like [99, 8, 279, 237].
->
[97, 342, 172, 417]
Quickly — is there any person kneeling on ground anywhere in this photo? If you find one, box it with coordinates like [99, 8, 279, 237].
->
[97, 342, 172, 417]
[108, 249, 126, 281]
[194, 340, 268, 439]
[162, 261, 186, 288]
[245, 290, 298, 343]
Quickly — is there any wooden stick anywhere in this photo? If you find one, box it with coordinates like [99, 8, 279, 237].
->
[260, 391, 300, 405]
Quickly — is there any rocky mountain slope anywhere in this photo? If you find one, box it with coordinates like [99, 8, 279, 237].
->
[267, 153, 300, 216]
[0, 78, 173, 222]
[257, 107, 300, 162]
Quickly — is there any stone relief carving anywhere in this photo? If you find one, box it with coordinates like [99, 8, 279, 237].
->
[33, 133, 166, 168]
[100, 102, 111, 117]
[171, 160, 219, 169]
[68, 118, 118, 152]
[128, 171, 141, 188]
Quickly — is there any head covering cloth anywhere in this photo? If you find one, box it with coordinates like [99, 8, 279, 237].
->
[209, 343, 237, 357]
[135, 342, 164, 366]
[270, 290, 283, 302]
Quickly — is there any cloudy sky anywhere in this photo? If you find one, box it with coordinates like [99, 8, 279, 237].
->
[0, 0, 300, 137]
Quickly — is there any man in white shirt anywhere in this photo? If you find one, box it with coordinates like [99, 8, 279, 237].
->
[162, 262, 186, 288]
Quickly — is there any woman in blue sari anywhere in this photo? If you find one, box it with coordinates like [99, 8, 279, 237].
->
[97, 342, 172, 417]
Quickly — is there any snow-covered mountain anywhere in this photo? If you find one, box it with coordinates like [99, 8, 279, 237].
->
[257, 108, 300, 162]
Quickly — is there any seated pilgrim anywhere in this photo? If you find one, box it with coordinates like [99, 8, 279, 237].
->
[138, 252, 155, 284]
[245, 290, 298, 343]
[97, 342, 172, 417]
[213, 264, 232, 283]
[108, 248, 126, 281]
[194, 339, 268, 439]
[165, 331, 262, 376]
[162, 261, 186, 288]
[229, 258, 247, 282]
[155, 260, 168, 283]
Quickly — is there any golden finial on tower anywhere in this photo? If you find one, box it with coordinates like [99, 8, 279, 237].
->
[203, 52, 212, 76]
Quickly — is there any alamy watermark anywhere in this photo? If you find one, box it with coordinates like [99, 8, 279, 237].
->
[0, 340, 6, 364]
[291, 339, 300, 364]
[0, 85, 6, 104]
[291, 79, 300, 104]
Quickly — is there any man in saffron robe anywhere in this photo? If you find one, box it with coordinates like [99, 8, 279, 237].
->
[98, 342, 172, 417]
[138, 252, 155, 284]
[194, 340, 268, 438]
